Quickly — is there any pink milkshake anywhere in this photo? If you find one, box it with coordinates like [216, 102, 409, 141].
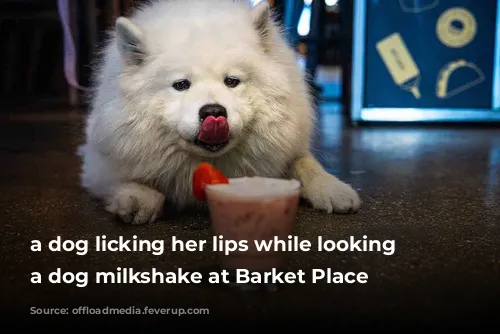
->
[205, 177, 301, 272]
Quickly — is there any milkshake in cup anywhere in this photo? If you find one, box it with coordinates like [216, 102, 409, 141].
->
[205, 177, 301, 272]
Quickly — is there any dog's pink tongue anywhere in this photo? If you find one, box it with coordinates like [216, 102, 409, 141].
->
[198, 116, 230, 144]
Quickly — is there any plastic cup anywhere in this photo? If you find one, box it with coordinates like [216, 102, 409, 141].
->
[205, 177, 301, 272]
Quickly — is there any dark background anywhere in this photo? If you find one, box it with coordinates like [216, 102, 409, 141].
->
[0, 0, 346, 111]
[0, 0, 145, 109]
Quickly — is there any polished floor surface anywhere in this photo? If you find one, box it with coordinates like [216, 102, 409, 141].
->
[0, 105, 499, 329]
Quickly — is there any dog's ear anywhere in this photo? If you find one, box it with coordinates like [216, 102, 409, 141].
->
[115, 17, 146, 66]
[251, 1, 272, 51]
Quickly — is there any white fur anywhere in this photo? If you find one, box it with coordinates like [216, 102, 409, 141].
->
[80, 0, 360, 224]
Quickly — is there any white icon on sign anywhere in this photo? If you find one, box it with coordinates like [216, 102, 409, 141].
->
[400, 0, 439, 14]
[436, 7, 477, 48]
[436, 59, 485, 99]
[376, 33, 422, 99]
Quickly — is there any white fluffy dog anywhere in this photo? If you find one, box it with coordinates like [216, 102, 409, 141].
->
[79, 0, 361, 224]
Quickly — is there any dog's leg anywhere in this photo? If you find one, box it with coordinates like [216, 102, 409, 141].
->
[290, 154, 361, 213]
[80, 144, 165, 224]
[105, 182, 165, 225]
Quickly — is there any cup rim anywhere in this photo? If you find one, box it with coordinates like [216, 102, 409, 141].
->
[205, 176, 301, 200]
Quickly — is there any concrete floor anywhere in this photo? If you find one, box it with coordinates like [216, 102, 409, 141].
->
[1, 106, 499, 330]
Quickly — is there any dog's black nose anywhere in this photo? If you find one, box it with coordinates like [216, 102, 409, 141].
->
[199, 104, 227, 120]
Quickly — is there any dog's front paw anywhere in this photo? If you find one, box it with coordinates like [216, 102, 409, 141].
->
[302, 173, 360, 214]
[105, 183, 165, 225]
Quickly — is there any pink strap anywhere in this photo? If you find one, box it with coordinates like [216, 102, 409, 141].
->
[57, 0, 89, 91]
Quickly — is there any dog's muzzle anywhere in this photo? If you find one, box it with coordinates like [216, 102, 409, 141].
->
[194, 104, 230, 152]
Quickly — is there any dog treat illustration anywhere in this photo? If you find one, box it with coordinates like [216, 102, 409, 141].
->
[436, 7, 477, 48]
[376, 32, 421, 99]
[436, 59, 485, 99]
[399, 0, 439, 14]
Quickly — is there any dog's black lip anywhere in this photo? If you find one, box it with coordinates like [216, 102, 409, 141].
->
[193, 138, 229, 152]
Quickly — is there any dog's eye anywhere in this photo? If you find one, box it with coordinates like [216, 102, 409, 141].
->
[224, 76, 240, 88]
[172, 79, 191, 91]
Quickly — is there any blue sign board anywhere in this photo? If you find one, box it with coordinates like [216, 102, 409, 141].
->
[351, 0, 500, 122]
